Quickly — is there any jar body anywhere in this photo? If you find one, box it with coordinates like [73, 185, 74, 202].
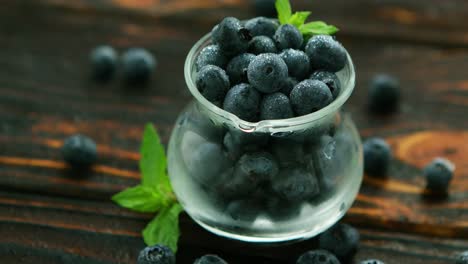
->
[168, 102, 363, 242]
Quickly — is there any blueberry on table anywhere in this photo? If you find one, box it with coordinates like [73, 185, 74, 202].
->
[272, 167, 320, 202]
[424, 158, 454, 193]
[245, 17, 279, 37]
[223, 83, 261, 122]
[360, 260, 385, 264]
[61, 134, 97, 168]
[226, 53, 256, 84]
[253, 0, 277, 18]
[278, 76, 298, 96]
[310, 71, 341, 99]
[137, 245, 175, 264]
[363, 137, 391, 176]
[122, 48, 156, 84]
[290, 79, 333, 116]
[194, 254, 228, 264]
[212, 17, 251, 56]
[260, 92, 294, 120]
[196, 65, 230, 106]
[319, 223, 360, 261]
[456, 251, 468, 264]
[296, 249, 341, 264]
[368, 74, 400, 114]
[280, 49, 310, 80]
[90, 45, 117, 81]
[248, 36, 277, 54]
[273, 24, 303, 50]
[247, 53, 288, 93]
[195, 45, 228, 71]
[305, 35, 347, 72]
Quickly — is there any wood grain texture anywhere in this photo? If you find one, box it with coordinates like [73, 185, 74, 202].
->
[0, 0, 467, 263]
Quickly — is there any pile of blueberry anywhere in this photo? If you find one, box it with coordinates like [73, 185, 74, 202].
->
[195, 16, 346, 122]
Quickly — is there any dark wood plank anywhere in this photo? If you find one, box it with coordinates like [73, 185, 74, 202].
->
[0, 190, 466, 264]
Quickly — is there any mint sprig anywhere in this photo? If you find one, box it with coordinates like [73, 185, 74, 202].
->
[112, 123, 182, 253]
[275, 0, 338, 36]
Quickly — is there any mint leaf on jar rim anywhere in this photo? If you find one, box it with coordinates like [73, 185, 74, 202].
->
[143, 203, 183, 253]
[276, 0, 292, 24]
[112, 185, 165, 213]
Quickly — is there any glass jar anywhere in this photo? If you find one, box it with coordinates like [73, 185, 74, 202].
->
[168, 33, 363, 243]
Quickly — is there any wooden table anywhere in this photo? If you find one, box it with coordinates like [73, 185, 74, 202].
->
[0, 0, 466, 263]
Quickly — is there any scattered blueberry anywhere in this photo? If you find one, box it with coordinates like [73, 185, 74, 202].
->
[195, 45, 228, 71]
[90, 45, 117, 81]
[194, 254, 228, 264]
[310, 71, 341, 99]
[137, 245, 175, 264]
[305, 35, 346, 72]
[225, 199, 261, 222]
[260, 92, 294, 120]
[272, 167, 320, 202]
[456, 251, 468, 264]
[368, 74, 400, 113]
[196, 65, 230, 106]
[296, 250, 341, 264]
[360, 260, 384, 264]
[234, 152, 279, 183]
[61, 134, 97, 168]
[363, 137, 392, 176]
[290, 79, 333, 115]
[247, 53, 288, 93]
[273, 24, 303, 50]
[319, 223, 360, 260]
[212, 17, 251, 56]
[280, 49, 310, 80]
[424, 158, 454, 193]
[248, 36, 277, 54]
[278, 77, 298, 96]
[122, 48, 156, 84]
[245, 17, 278, 37]
[253, 0, 277, 18]
[186, 142, 230, 185]
[226, 53, 256, 84]
[223, 83, 261, 122]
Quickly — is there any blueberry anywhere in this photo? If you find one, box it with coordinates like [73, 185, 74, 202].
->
[368, 74, 400, 113]
[260, 92, 294, 120]
[310, 71, 341, 99]
[223, 83, 261, 122]
[212, 17, 251, 56]
[319, 223, 360, 260]
[280, 49, 310, 80]
[296, 250, 341, 264]
[266, 196, 301, 221]
[122, 48, 156, 84]
[247, 53, 288, 93]
[273, 24, 303, 50]
[226, 53, 256, 84]
[194, 255, 227, 264]
[195, 45, 228, 71]
[248, 36, 277, 55]
[290, 80, 333, 116]
[186, 142, 230, 185]
[245, 17, 279, 37]
[253, 0, 277, 18]
[305, 35, 346, 72]
[271, 138, 305, 167]
[272, 167, 320, 202]
[61, 134, 97, 168]
[309, 136, 338, 193]
[223, 130, 269, 159]
[196, 65, 230, 106]
[278, 77, 298, 96]
[184, 108, 224, 142]
[224, 199, 262, 222]
[90, 45, 117, 81]
[363, 137, 391, 176]
[137, 245, 175, 264]
[360, 260, 385, 264]
[424, 158, 454, 193]
[456, 251, 468, 264]
[235, 152, 279, 183]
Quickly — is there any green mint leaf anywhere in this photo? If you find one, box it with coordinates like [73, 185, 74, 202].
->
[139, 123, 170, 190]
[299, 21, 339, 35]
[288, 11, 311, 27]
[276, 0, 292, 24]
[112, 185, 164, 213]
[143, 203, 183, 253]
